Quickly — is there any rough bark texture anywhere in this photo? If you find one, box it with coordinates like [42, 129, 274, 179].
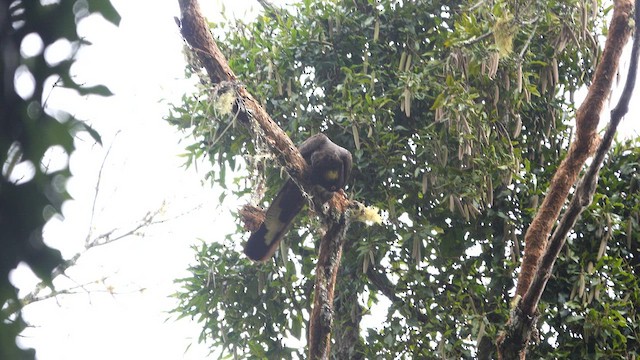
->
[178, 0, 308, 183]
[521, 0, 640, 327]
[177, 1, 353, 358]
[332, 274, 365, 359]
[308, 193, 350, 360]
[498, 0, 636, 358]
[514, 0, 633, 298]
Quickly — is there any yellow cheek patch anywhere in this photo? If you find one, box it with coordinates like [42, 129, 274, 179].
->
[325, 170, 339, 180]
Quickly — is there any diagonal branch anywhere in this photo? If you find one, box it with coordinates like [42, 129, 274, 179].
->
[514, 0, 633, 299]
[177, 2, 354, 358]
[498, 0, 637, 358]
[521, 0, 640, 319]
[366, 267, 430, 323]
[177, 0, 308, 185]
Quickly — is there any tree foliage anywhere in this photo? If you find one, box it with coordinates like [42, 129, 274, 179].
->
[169, 0, 639, 358]
[0, 1, 119, 359]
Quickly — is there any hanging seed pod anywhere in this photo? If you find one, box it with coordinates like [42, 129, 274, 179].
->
[488, 52, 499, 79]
[441, 145, 448, 166]
[487, 176, 494, 206]
[404, 87, 412, 117]
[435, 107, 443, 122]
[581, 3, 588, 38]
[422, 173, 428, 194]
[597, 235, 607, 260]
[513, 114, 522, 138]
[276, 72, 283, 96]
[530, 194, 539, 209]
[454, 196, 466, 217]
[587, 289, 595, 305]
[578, 272, 585, 298]
[504, 72, 510, 91]
[467, 202, 481, 219]
[516, 61, 522, 94]
[461, 202, 470, 222]
[399, 51, 407, 71]
[373, 18, 380, 42]
[551, 58, 559, 87]
[352, 123, 360, 150]
[362, 250, 370, 273]
[412, 237, 421, 263]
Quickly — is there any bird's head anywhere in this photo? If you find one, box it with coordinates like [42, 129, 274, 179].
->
[310, 151, 343, 191]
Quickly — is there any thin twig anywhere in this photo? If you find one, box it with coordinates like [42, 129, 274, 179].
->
[86, 130, 121, 245]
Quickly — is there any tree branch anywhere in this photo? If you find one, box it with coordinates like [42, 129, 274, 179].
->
[366, 267, 430, 324]
[514, 0, 633, 299]
[521, 0, 640, 322]
[177, 2, 354, 358]
[177, 0, 308, 185]
[308, 217, 348, 359]
[498, 0, 637, 358]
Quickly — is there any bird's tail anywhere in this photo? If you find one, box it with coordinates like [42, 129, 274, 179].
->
[244, 180, 305, 261]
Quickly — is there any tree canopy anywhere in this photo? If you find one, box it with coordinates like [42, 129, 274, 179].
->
[170, 0, 640, 358]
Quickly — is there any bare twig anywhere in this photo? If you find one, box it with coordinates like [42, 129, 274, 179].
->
[86, 130, 120, 245]
[256, 0, 276, 12]
[10, 137, 201, 317]
[458, 31, 493, 47]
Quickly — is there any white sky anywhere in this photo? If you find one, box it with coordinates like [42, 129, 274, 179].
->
[11, 1, 269, 359]
[8, 1, 640, 359]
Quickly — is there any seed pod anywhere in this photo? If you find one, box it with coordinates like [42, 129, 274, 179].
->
[373, 18, 380, 42]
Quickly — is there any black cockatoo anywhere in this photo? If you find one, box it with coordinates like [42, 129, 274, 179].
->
[244, 133, 352, 261]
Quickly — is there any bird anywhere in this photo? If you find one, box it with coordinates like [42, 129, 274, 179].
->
[244, 133, 352, 261]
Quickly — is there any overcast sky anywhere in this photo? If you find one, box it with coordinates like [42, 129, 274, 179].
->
[11, 1, 271, 359]
[9, 1, 639, 359]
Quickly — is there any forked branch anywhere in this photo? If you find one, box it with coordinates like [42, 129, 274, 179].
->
[177, 2, 352, 358]
[498, 0, 637, 358]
